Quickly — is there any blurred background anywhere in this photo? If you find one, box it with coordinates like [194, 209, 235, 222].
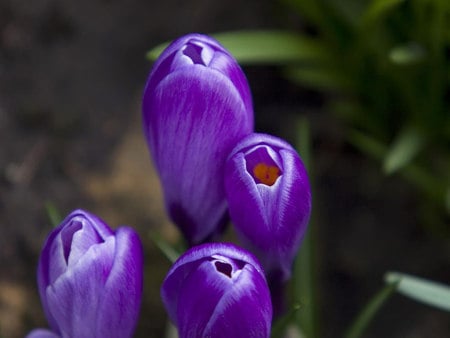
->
[0, 0, 448, 337]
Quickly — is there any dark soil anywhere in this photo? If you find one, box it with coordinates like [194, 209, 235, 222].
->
[0, 1, 448, 338]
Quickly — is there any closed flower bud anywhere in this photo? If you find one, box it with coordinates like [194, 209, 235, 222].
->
[224, 133, 311, 283]
[143, 33, 254, 244]
[28, 209, 143, 338]
[161, 243, 272, 338]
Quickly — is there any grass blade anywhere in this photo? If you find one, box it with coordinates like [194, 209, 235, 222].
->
[285, 66, 351, 92]
[149, 232, 181, 263]
[271, 304, 301, 338]
[385, 272, 450, 312]
[383, 127, 425, 175]
[344, 279, 399, 338]
[361, 0, 407, 25]
[45, 201, 62, 227]
[388, 42, 425, 65]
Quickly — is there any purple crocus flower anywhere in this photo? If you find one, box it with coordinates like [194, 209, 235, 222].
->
[27, 209, 143, 338]
[161, 242, 272, 338]
[224, 133, 311, 284]
[142, 33, 254, 245]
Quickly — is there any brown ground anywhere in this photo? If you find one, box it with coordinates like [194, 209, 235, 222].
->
[0, 1, 448, 337]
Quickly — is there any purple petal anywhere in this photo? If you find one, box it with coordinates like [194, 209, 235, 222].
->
[143, 33, 254, 244]
[45, 236, 115, 337]
[145, 34, 226, 92]
[203, 263, 272, 338]
[37, 210, 114, 332]
[36, 210, 143, 338]
[175, 259, 232, 337]
[96, 226, 143, 338]
[166, 242, 265, 278]
[161, 243, 272, 338]
[161, 242, 263, 323]
[145, 34, 252, 116]
[144, 66, 253, 243]
[225, 133, 312, 281]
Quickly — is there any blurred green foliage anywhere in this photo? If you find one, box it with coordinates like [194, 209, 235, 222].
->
[280, 0, 450, 227]
[209, 0, 450, 229]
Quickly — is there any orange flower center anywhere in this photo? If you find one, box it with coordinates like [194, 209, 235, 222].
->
[253, 163, 280, 186]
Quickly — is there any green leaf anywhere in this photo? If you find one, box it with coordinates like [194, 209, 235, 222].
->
[285, 66, 351, 92]
[45, 201, 62, 228]
[147, 43, 167, 62]
[271, 304, 301, 338]
[293, 225, 317, 338]
[348, 130, 448, 210]
[383, 127, 425, 175]
[389, 42, 425, 65]
[446, 188, 450, 215]
[147, 30, 329, 66]
[347, 130, 386, 160]
[361, 0, 407, 26]
[344, 280, 399, 338]
[215, 31, 329, 65]
[149, 232, 181, 263]
[281, 0, 326, 28]
[385, 272, 450, 312]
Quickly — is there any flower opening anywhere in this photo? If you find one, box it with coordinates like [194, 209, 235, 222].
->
[214, 261, 232, 278]
[182, 41, 211, 65]
[244, 145, 282, 186]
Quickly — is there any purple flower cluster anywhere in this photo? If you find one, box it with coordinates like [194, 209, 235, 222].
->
[28, 33, 311, 338]
[143, 34, 312, 337]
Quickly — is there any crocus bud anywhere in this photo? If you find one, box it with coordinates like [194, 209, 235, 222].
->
[161, 243, 272, 338]
[224, 133, 311, 283]
[29, 209, 143, 338]
[143, 33, 254, 245]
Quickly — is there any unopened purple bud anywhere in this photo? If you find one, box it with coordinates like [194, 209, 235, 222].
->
[225, 133, 311, 282]
[30, 209, 143, 338]
[142, 33, 254, 244]
[161, 243, 272, 338]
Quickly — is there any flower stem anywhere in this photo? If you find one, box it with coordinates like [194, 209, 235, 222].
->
[344, 280, 398, 338]
[292, 116, 319, 338]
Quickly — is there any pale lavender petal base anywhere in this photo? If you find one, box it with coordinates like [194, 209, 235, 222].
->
[26, 329, 60, 338]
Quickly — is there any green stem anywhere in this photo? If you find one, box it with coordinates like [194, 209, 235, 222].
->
[271, 304, 301, 338]
[149, 232, 181, 263]
[344, 280, 399, 338]
[292, 116, 319, 338]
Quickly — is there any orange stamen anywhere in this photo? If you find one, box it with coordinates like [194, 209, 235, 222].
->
[253, 163, 280, 186]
